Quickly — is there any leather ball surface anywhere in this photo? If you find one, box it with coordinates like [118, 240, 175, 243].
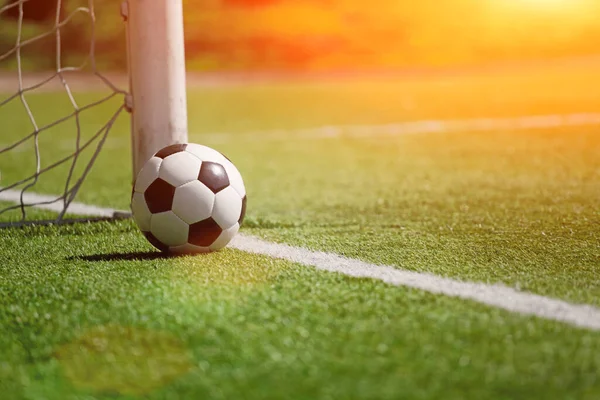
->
[131, 143, 246, 253]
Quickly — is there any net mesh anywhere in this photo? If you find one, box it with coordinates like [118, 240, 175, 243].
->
[0, 0, 128, 226]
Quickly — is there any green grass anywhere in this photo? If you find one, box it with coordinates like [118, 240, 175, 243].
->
[2, 222, 600, 400]
[1, 63, 600, 399]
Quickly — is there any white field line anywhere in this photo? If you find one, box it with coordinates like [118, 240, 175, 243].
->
[190, 113, 600, 143]
[231, 235, 600, 331]
[6, 112, 597, 152]
[2, 190, 600, 331]
[0, 189, 115, 217]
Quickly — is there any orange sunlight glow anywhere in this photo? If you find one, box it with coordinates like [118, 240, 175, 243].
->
[489, 0, 597, 29]
[498, 0, 594, 12]
[520, 0, 571, 5]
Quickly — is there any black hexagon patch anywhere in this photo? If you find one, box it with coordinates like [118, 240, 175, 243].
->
[188, 217, 222, 247]
[198, 162, 229, 194]
[239, 195, 247, 226]
[144, 178, 176, 214]
[143, 231, 169, 252]
[155, 143, 187, 159]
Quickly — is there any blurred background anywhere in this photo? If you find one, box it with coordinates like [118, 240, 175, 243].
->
[1, 0, 600, 73]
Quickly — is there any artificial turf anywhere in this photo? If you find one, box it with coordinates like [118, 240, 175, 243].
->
[2, 221, 600, 400]
[1, 62, 599, 398]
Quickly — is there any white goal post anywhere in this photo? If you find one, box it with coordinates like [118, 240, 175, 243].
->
[125, 0, 189, 176]
[0, 0, 189, 226]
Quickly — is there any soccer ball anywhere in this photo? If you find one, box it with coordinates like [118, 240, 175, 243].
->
[131, 143, 246, 254]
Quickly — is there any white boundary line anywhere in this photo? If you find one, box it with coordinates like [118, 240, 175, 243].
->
[2, 190, 600, 331]
[5, 113, 598, 150]
[0, 189, 115, 217]
[190, 113, 600, 143]
[231, 235, 600, 331]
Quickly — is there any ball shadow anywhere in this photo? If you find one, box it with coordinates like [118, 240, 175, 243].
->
[69, 251, 177, 262]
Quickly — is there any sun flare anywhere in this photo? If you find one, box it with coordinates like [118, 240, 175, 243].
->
[506, 0, 592, 10]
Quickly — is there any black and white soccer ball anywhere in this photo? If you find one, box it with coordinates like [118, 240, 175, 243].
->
[131, 143, 246, 254]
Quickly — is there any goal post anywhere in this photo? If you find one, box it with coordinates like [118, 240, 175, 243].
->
[125, 0, 189, 177]
[0, 0, 189, 226]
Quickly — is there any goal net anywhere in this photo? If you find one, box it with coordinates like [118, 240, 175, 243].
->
[0, 0, 188, 227]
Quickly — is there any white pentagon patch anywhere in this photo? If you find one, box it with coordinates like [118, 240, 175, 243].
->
[222, 159, 246, 198]
[185, 143, 227, 163]
[134, 156, 162, 193]
[158, 151, 202, 187]
[172, 180, 215, 224]
[131, 191, 152, 232]
[209, 222, 239, 251]
[212, 186, 242, 229]
[150, 211, 189, 247]
[169, 243, 211, 254]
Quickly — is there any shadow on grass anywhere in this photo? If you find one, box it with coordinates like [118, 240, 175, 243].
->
[69, 251, 175, 262]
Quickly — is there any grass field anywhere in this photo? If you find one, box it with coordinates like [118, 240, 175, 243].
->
[1, 61, 600, 399]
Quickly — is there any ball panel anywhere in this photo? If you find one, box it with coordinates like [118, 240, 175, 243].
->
[155, 143, 187, 159]
[170, 243, 211, 254]
[144, 178, 176, 214]
[222, 159, 246, 198]
[131, 192, 152, 232]
[185, 143, 227, 163]
[143, 231, 169, 252]
[172, 181, 215, 224]
[198, 161, 229, 194]
[134, 157, 162, 193]
[150, 211, 189, 247]
[158, 151, 202, 187]
[188, 217, 222, 247]
[134, 143, 246, 254]
[209, 222, 239, 251]
[212, 186, 242, 229]
[239, 195, 247, 226]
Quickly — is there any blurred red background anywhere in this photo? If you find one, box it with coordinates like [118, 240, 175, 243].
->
[1, 0, 599, 71]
